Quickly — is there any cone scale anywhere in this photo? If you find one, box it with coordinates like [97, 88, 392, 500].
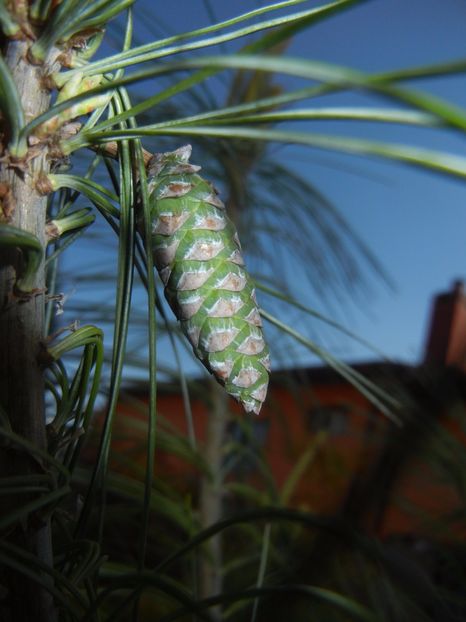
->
[143, 145, 270, 414]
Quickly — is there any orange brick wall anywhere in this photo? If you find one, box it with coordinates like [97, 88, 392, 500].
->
[91, 372, 466, 542]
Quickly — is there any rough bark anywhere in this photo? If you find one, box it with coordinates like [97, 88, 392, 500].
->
[0, 40, 56, 622]
[199, 380, 230, 620]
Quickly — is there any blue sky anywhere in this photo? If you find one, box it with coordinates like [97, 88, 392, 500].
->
[283, 0, 466, 364]
[63, 0, 466, 374]
[149, 0, 466, 366]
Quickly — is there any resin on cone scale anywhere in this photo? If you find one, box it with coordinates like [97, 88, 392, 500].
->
[143, 145, 270, 414]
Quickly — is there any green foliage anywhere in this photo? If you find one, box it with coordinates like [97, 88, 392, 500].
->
[0, 225, 43, 292]
[0, 55, 27, 157]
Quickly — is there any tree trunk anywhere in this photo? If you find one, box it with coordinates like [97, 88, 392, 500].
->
[0, 40, 56, 622]
[199, 380, 230, 620]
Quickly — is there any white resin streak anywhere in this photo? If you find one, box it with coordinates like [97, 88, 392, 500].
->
[236, 334, 265, 355]
[192, 213, 226, 231]
[177, 268, 214, 290]
[231, 367, 261, 388]
[207, 296, 244, 318]
[209, 359, 234, 380]
[214, 271, 247, 292]
[202, 327, 240, 353]
[184, 239, 224, 261]
[154, 239, 180, 268]
[154, 211, 191, 235]
[250, 384, 268, 402]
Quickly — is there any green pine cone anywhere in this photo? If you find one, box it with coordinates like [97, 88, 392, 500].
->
[144, 145, 270, 414]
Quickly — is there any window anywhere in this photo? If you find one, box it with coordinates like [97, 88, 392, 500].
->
[306, 404, 350, 435]
[223, 418, 270, 476]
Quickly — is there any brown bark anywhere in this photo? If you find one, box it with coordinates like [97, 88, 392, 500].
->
[199, 380, 230, 620]
[0, 40, 56, 622]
